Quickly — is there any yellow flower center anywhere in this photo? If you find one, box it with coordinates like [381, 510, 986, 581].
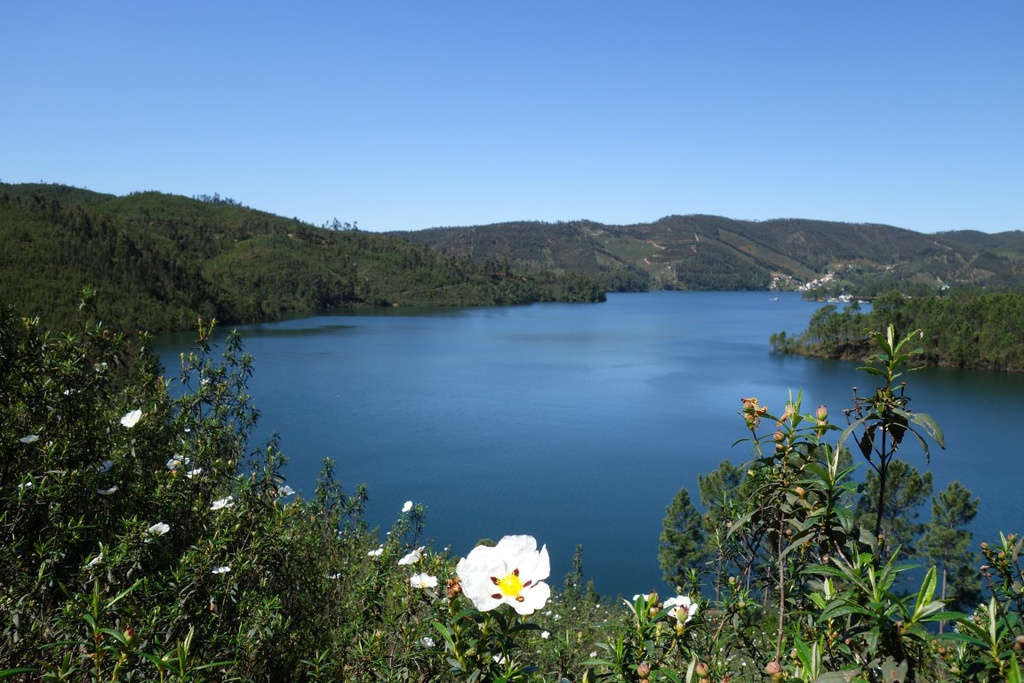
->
[490, 568, 532, 602]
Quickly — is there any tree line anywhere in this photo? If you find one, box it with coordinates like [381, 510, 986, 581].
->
[0, 184, 605, 334]
[772, 290, 1024, 371]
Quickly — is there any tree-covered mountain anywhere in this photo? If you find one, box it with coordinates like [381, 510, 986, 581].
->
[391, 216, 1024, 295]
[0, 184, 604, 333]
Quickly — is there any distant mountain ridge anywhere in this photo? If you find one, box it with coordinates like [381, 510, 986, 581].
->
[392, 216, 1024, 295]
[5, 181, 1023, 334]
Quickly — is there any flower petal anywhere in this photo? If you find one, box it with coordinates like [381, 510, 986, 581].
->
[120, 410, 142, 428]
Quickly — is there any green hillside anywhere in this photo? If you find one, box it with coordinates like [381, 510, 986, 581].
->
[0, 184, 604, 333]
[393, 216, 1024, 295]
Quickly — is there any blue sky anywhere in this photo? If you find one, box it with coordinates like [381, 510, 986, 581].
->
[3, 2, 1021, 234]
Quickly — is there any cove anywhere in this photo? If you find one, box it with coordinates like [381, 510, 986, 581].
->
[156, 291, 1023, 599]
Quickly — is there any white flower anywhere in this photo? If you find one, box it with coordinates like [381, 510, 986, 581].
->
[166, 457, 183, 470]
[97, 486, 119, 496]
[278, 484, 296, 497]
[211, 566, 231, 574]
[541, 630, 550, 639]
[145, 522, 170, 537]
[402, 500, 413, 513]
[18, 481, 35, 491]
[409, 573, 438, 589]
[456, 534, 551, 616]
[19, 434, 39, 444]
[185, 468, 203, 479]
[398, 547, 424, 566]
[663, 595, 698, 623]
[367, 546, 384, 557]
[210, 496, 234, 511]
[120, 409, 143, 429]
[420, 636, 435, 648]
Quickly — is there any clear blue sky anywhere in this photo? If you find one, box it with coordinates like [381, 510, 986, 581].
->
[3, 2, 1021, 234]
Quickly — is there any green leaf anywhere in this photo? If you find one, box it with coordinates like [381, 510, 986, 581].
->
[820, 602, 873, 621]
[905, 409, 942, 450]
[794, 636, 814, 669]
[909, 566, 936, 623]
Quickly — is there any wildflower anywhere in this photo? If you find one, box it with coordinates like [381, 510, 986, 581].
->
[186, 468, 203, 479]
[409, 573, 438, 589]
[456, 534, 551, 615]
[402, 500, 413, 513]
[18, 481, 35, 491]
[398, 547, 424, 566]
[97, 486, 119, 496]
[166, 457, 184, 470]
[120, 410, 143, 429]
[210, 496, 234, 511]
[278, 484, 296, 497]
[211, 566, 231, 574]
[420, 636, 435, 648]
[145, 522, 170, 538]
[663, 595, 698, 623]
[541, 630, 550, 639]
[367, 546, 384, 557]
[19, 434, 39, 444]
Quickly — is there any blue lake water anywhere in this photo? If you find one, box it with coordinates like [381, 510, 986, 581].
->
[156, 291, 1023, 599]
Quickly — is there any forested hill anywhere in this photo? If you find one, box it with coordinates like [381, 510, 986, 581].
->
[391, 216, 1024, 295]
[0, 184, 604, 333]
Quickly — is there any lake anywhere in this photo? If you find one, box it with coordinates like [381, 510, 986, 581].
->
[156, 291, 1023, 599]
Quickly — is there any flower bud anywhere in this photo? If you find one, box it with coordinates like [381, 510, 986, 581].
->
[694, 662, 709, 677]
[765, 660, 782, 675]
[816, 404, 828, 421]
[636, 662, 651, 678]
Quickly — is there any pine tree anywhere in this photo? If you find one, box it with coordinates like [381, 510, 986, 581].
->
[920, 481, 981, 619]
[659, 486, 705, 588]
[855, 459, 933, 560]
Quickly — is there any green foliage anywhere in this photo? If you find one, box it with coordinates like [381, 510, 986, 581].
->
[774, 290, 1024, 371]
[0, 183, 604, 334]
[659, 487, 704, 588]
[855, 461, 933, 560]
[920, 481, 982, 615]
